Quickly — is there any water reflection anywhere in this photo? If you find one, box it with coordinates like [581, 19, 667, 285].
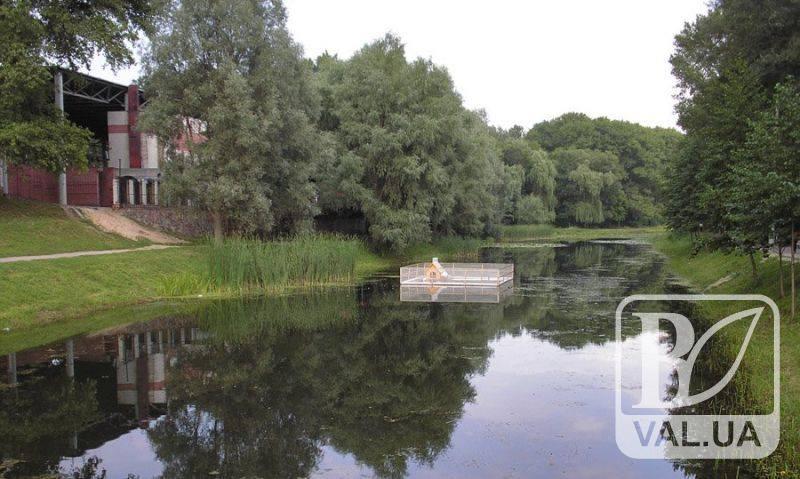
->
[399, 283, 513, 303]
[0, 242, 717, 479]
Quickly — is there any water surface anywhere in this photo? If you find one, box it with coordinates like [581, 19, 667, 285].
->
[1, 242, 716, 478]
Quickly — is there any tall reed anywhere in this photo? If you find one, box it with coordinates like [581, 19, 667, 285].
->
[206, 235, 361, 292]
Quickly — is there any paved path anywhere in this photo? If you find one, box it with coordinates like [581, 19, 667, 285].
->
[0, 245, 178, 264]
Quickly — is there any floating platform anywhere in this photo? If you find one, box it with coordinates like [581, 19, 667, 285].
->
[400, 260, 514, 287]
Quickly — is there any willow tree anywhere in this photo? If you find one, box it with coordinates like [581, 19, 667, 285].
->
[315, 35, 505, 250]
[549, 148, 623, 226]
[528, 113, 681, 226]
[140, 0, 321, 240]
[497, 136, 556, 224]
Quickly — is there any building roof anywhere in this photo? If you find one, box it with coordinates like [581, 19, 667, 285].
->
[55, 67, 144, 111]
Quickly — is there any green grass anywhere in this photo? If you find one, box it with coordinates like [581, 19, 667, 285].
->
[651, 234, 800, 477]
[0, 236, 393, 348]
[0, 197, 143, 257]
[0, 246, 205, 332]
[500, 224, 665, 242]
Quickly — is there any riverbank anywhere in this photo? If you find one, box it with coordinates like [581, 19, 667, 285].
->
[0, 198, 145, 257]
[0, 233, 495, 351]
[500, 224, 664, 242]
[651, 234, 799, 477]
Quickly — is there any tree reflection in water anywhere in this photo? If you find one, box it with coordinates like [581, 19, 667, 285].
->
[0, 241, 678, 479]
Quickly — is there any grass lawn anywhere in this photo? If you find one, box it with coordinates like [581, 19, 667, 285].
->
[500, 224, 665, 242]
[0, 197, 143, 257]
[0, 246, 206, 332]
[651, 234, 800, 477]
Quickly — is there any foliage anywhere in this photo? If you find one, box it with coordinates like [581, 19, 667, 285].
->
[549, 148, 623, 225]
[528, 113, 682, 226]
[313, 35, 506, 250]
[494, 134, 557, 224]
[0, 374, 100, 477]
[0, 0, 155, 172]
[139, 0, 322, 238]
[664, 0, 800, 300]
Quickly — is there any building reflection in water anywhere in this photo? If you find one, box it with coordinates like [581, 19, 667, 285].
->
[400, 282, 513, 303]
[2, 323, 207, 431]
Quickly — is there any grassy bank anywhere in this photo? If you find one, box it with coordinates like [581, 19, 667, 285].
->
[500, 224, 664, 242]
[0, 233, 491, 352]
[0, 197, 143, 257]
[0, 246, 206, 332]
[651, 234, 799, 477]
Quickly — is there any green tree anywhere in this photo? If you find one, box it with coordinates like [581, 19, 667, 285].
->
[666, 0, 800, 321]
[730, 81, 800, 314]
[314, 35, 505, 250]
[0, 0, 155, 172]
[528, 113, 681, 226]
[497, 135, 556, 224]
[140, 0, 321, 240]
[549, 148, 623, 226]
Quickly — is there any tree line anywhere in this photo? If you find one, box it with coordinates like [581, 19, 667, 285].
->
[1, 0, 681, 250]
[663, 0, 800, 315]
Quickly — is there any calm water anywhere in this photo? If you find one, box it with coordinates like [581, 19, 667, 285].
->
[1, 242, 730, 478]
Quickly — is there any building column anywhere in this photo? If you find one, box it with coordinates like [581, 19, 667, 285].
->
[128, 178, 135, 205]
[7, 353, 16, 386]
[140, 179, 148, 206]
[112, 177, 120, 206]
[65, 339, 74, 378]
[117, 335, 125, 363]
[55, 71, 68, 206]
[0, 159, 8, 196]
[153, 180, 159, 206]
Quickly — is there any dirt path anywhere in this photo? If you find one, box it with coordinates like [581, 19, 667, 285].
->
[0, 245, 178, 264]
[71, 207, 185, 244]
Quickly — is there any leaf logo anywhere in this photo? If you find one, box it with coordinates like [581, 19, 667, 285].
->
[632, 307, 764, 409]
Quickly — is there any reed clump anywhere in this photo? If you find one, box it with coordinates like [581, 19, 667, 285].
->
[206, 235, 361, 292]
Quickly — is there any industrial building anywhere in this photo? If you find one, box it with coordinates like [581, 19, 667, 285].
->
[0, 68, 164, 207]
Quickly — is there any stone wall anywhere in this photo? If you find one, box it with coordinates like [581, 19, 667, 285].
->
[120, 207, 212, 239]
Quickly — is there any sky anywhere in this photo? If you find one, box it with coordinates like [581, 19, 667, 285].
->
[88, 0, 709, 130]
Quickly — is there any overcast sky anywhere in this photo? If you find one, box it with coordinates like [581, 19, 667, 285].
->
[89, 0, 709, 130]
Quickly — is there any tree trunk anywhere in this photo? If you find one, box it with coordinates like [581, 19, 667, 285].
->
[212, 210, 224, 244]
[789, 219, 797, 319]
[779, 239, 785, 298]
[749, 251, 757, 278]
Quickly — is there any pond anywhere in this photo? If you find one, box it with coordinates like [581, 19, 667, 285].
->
[0, 241, 735, 478]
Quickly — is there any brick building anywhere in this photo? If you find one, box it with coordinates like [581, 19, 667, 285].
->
[0, 68, 164, 207]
